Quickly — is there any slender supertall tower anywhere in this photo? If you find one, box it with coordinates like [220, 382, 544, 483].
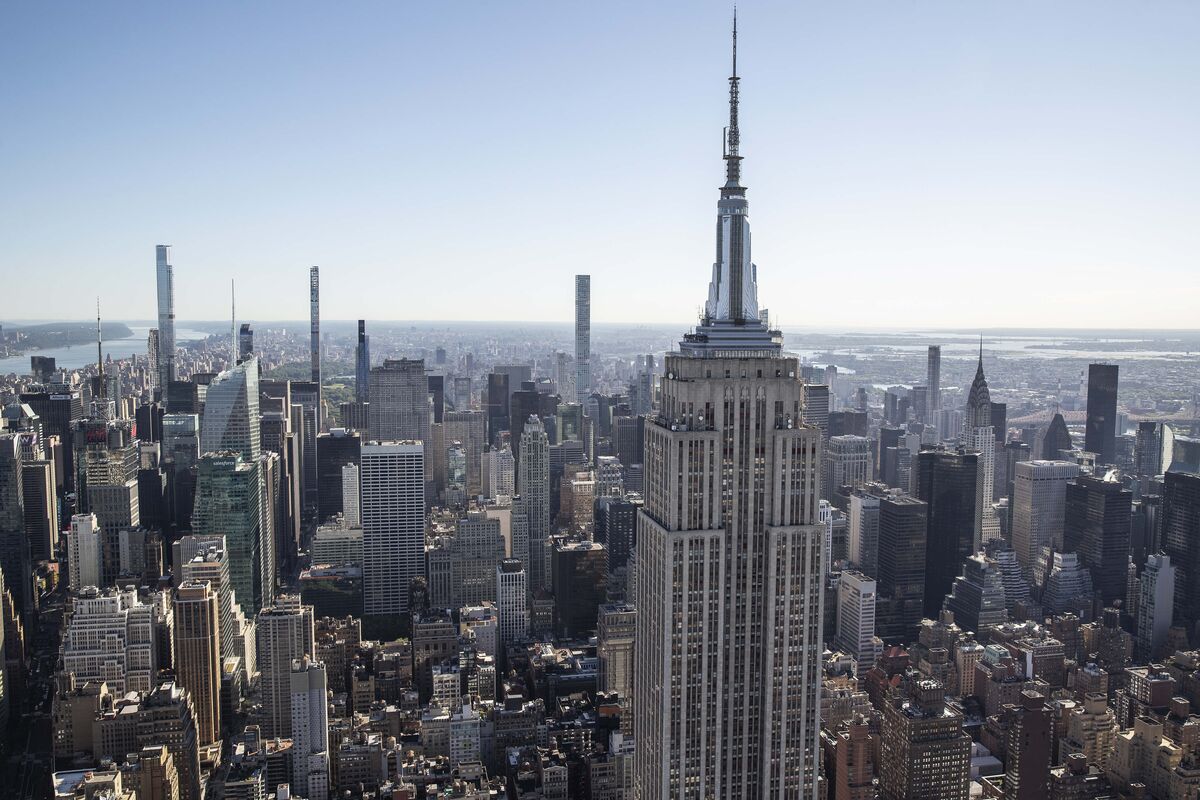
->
[156, 245, 176, 390]
[634, 17, 824, 799]
[927, 345, 941, 412]
[575, 275, 591, 402]
[355, 320, 370, 404]
[309, 266, 321, 427]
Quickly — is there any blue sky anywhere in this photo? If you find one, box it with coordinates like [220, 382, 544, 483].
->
[2, 2, 1197, 328]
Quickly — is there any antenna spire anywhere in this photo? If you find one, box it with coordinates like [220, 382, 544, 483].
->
[723, 8, 742, 189]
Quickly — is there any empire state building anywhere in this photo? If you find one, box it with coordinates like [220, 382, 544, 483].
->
[633, 18, 825, 800]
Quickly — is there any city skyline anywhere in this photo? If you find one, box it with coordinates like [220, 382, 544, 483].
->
[3, 2, 1198, 327]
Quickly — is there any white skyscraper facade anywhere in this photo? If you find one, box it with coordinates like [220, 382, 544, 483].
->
[360, 442, 425, 616]
[835, 569, 882, 675]
[291, 657, 330, 800]
[634, 22, 825, 799]
[341, 462, 360, 527]
[496, 559, 529, 644]
[67, 512, 102, 591]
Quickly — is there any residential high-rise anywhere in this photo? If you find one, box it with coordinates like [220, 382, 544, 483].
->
[517, 416, 550, 591]
[878, 676, 971, 800]
[355, 320, 370, 404]
[917, 449, 977, 616]
[155, 245, 176, 390]
[1162, 471, 1200, 638]
[309, 266, 321, 428]
[927, 345, 941, 413]
[1135, 553, 1174, 661]
[1084, 364, 1118, 466]
[634, 24, 825, 797]
[1000, 691, 1052, 800]
[1064, 474, 1131, 605]
[360, 441, 424, 616]
[1010, 460, 1079, 578]
[575, 275, 591, 401]
[173, 581, 221, 748]
[255, 595, 314, 738]
[290, 657, 330, 800]
[496, 559, 529, 644]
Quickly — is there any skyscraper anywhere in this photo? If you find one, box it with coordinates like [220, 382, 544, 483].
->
[878, 676, 971, 800]
[824, 435, 871, 500]
[290, 657, 330, 800]
[355, 319, 370, 405]
[927, 345, 941, 414]
[1064, 474, 1131, 605]
[1135, 553, 1174, 662]
[309, 266, 321, 428]
[836, 570, 882, 675]
[155, 245, 176, 391]
[1010, 460, 1079, 578]
[963, 342, 1000, 547]
[0, 434, 32, 616]
[368, 359, 431, 444]
[255, 594, 315, 738]
[875, 493, 928, 643]
[200, 358, 261, 462]
[1084, 364, 1118, 466]
[634, 22, 825, 797]
[496, 559, 529, 644]
[1161, 471, 1200, 638]
[360, 441, 424, 617]
[238, 323, 253, 363]
[192, 453, 267, 614]
[917, 449, 978, 617]
[173, 580, 221, 748]
[517, 416, 550, 591]
[575, 275, 591, 402]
